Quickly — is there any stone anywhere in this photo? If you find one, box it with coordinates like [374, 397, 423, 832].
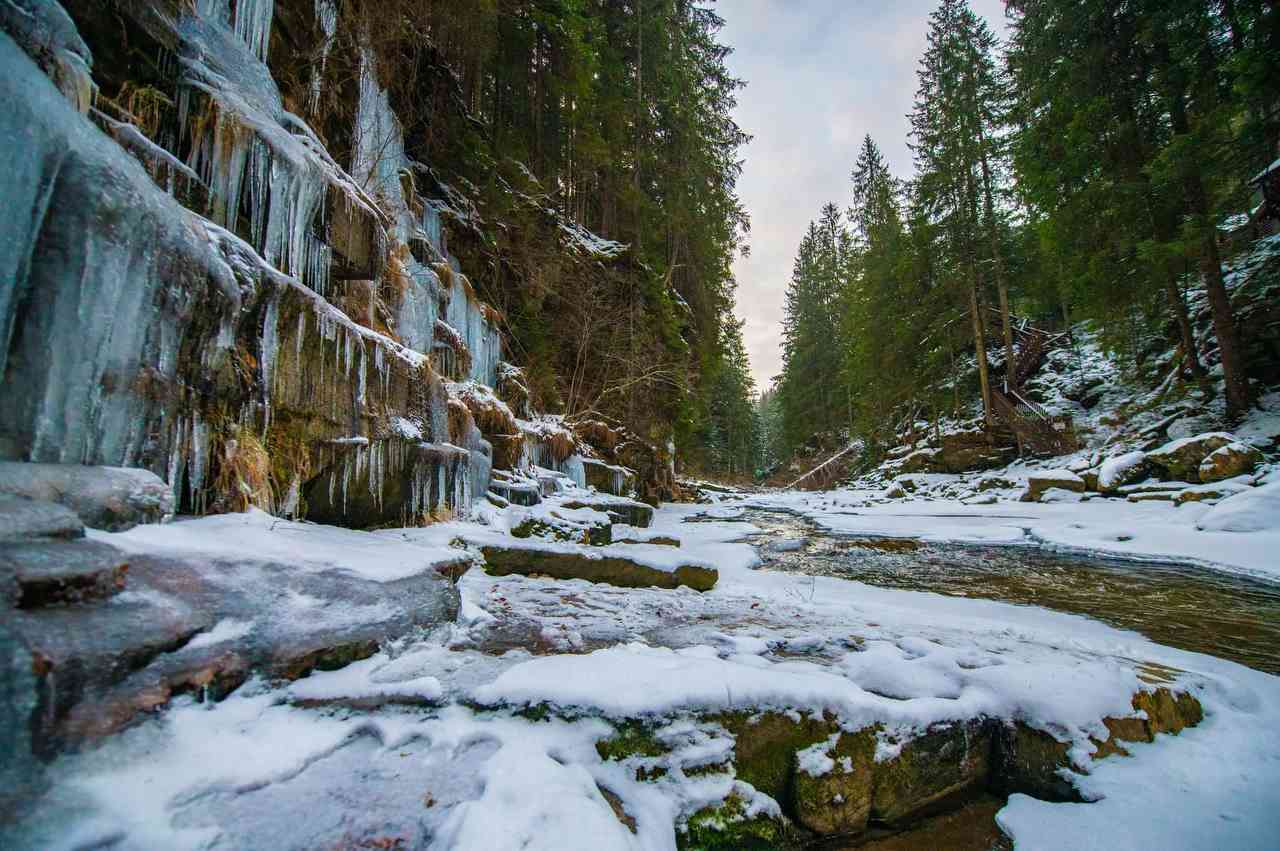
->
[0, 617, 45, 823]
[480, 545, 717, 591]
[562, 495, 654, 528]
[871, 720, 993, 825]
[9, 546, 460, 755]
[992, 722, 1082, 803]
[793, 728, 876, 835]
[1020, 470, 1086, 502]
[1198, 442, 1263, 483]
[490, 480, 541, 507]
[1127, 491, 1176, 503]
[1132, 687, 1203, 735]
[1145, 432, 1235, 483]
[976, 476, 1014, 492]
[885, 484, 909, 499]
[1096, 451, 1150, 492]
[0, 462, 173, 532]
[0, 496, 83, 543]
[583, 458, 637, 497]
[1174, 486, 1227, 505]
[716, 711, 834, 804]
[511, 510, 612, 546]
[5, 538, 129, 608]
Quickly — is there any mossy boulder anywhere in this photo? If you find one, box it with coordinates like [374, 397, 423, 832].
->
[1146, 432, 1235, 483]
[793, 729, 876, 835]
[1197, 443, 1263, 483]
[511, 513, 612, 546]
[479, 545, 717, 591]
[871, 720, 993, 825]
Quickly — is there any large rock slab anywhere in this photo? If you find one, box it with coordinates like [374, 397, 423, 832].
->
[4, 538, 129, 608]
[0, 496, 84, 543]
[562, 495, 654, 528]
[480, 544, 717, 591]
[6, 535, 462, 755]
[583, 458, 636, 497]
[0, 462, 173, 531]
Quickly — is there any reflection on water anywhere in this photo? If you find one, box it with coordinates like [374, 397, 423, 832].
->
[744, 510, 1280, 675]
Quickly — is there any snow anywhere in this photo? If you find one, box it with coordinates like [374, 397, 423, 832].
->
[91, 507, 467, 582]
[1196, 482, 1280, 534]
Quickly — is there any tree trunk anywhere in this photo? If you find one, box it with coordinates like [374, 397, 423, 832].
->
[970, 274, 994, 433]
[1200, 226, 1251, 418]
[979, 143, 1016, 390]
[1164, 275, 1205, 379]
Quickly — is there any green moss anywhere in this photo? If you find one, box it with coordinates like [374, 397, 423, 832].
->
[595, 721, 669, 762]
[679, 793, 794, 851]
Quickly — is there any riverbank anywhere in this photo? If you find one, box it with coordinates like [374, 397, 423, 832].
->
[6, 490, 1280, 850]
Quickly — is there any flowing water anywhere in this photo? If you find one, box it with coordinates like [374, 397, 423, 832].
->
[744, 509, 1280, 675]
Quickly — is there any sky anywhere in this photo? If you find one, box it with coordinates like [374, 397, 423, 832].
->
[717, 0, 1010, 390]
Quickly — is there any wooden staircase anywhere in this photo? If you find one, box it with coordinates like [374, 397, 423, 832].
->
[989, 322, 1077, 457]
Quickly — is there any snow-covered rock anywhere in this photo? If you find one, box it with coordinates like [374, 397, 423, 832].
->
[1097, 451, 1149, 492]
[1198, 442, 1263, 483]
[1196, 482, 1280, 533]
[1021, 470, 1086, 502]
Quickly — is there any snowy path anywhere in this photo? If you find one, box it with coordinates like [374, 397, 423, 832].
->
[7, 498, 1280, 850]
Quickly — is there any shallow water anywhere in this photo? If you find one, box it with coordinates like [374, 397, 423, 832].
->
[745, 509, 1280, 675]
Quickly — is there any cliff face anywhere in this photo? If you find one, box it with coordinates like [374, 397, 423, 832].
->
[0, 0, 662, 524]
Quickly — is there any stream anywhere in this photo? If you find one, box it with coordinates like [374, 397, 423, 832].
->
[731, 507, 1280, 849]
[743, 509, 1280, 675]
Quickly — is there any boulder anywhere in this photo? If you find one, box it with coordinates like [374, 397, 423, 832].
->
[490, 480, 541, 507]
[1146, 432, 1235, 483]
[871, 720, 992, 825]
[511, 506, 612, 546]
[992, 723, 1080, 803]
[583, 458, 636, 497]
[563, 495, 654, 528]
[1020, 470, 1086, 502]
[480, 545, 716, 591]
[793, 729, 876, 835]
[1197, 442, 1262, 483]
[1096, 451, 1149, 492]
[976, 476, 1014, 492]
[0, 462, 173, 532]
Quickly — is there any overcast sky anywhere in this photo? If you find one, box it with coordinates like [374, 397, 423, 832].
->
[718, 0, 1010, 390]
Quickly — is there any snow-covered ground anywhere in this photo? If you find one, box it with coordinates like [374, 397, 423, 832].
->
[9, 484, 1280, 851]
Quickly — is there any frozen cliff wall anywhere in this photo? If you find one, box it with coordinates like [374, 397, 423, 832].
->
[0, 0, 508, 525]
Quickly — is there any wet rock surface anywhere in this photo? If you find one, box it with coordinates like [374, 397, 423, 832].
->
[0, 462, 172, 531]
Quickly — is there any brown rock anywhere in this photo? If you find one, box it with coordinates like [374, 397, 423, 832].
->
[1198, 443, 1263, 483]
[794, 729, 876, 835]
[480, 545, 717, 591]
